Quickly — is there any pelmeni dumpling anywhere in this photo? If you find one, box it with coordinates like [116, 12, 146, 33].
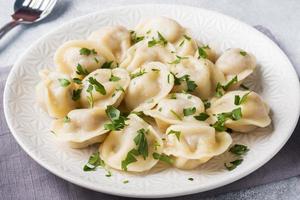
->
[51, 108, 110, 148]
[36, 69, 78, 118]
[124, 62, 174, 111]
[144, 93, 205, 132]
[80, 68, 130, 109]
[135, 17, 198, 56]
[207, 90, 271, 132]
[215, 48, 256, 84]
[120, 40, 176, 72]
[170, 57, 225, 99]
[164, 123, 232, 169]
[194, 44, 218, 63]
[100, 114, 164, 172]
[54, 40, 111, 78]
[88, 26, 131, 63]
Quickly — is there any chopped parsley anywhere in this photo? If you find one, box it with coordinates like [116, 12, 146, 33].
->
[72, 89, 82, 101]
[88, 77, 106, 95]
[134, 128, 149, 160]
[240, 51, 247, 56]
[72, 78, 82, 84]
[79, 47, 97, 56]
[123, 180, 129, 184]
[215, 76, 238, 97]
[183, 107, 196, 116]
[197, 47, 208, 59]
[148, 31, 168, 47]
[58, 78, 71, 87]
[171, 73, 197, 92]
[130, 30, 145, 44]
[211, 107, 242, 131]
[152, 153, 174, 165]
[169, 93, 177, 99]
[130, 69, 146, 79]
[170, 109, 182, 120]
[86, 84, 94, 108]
[194, 112, 209, 121]
[188, 178, 194, 181]
[104, 106, 128, 131]
[234, 92, 251, 105]
[229, 144, 249, 156]
[76, 64, 89, 76]
[116, 85, 125, 93]
[225, 159, 243, 171]
[167, 130, 181, 141]
[63, 116, 70, 123]
[168, 55, 188, 65]
[203, 100, 211, 110]
[83, 152, 105, 171]
[183, 34, 191, 40]
[101, 61, 114, 69]
[109, 74, 121, 82]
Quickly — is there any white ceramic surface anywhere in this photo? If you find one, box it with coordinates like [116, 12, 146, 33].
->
[3, 4, 300, 198]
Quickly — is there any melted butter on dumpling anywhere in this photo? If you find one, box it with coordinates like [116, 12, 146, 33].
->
[100, 114, 164, 172]
[207, 90, 271, 132]
[88, 26, 131, 63]
[124, 62, 174, 111]
[80, 68, 130, 109]
[171, 56, 225, 100]
[51, 108, 110, 148]
[164, 123, 232, 169]
[36, 69, 78, 118]
[54, 40, 114, 78]
[215, 48, 256, 86]
[120, 41, 176, 72]
[144, 93, 205, 132]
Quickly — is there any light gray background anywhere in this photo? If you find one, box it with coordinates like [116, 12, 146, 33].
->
[0, 0, 300, 199]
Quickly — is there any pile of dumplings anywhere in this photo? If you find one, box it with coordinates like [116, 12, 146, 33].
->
[36, 17, 271, 172]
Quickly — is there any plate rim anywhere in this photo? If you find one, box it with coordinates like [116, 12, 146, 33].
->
[3, 4, 300, 198]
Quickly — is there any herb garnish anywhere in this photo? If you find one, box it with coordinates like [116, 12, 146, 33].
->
[148, 32, 168, 47]
[234, 92, 251, 105]
[183, 107, 196, 116]
[86, 84, 94, 108]
[167, 130, 181, 141]
[215, 76, 238, 97]
[229, 144, 249, 156]
[72, 78, 82, 84]
[88, 77, 106, 95]
[109, 74, 121, 82]
[72, 89, 82, 101]
[225, 159, 243, 171]
[211, 107, 242, 131]
[203, 100, 211, 110]
[194, 112, 209, 121]
[134, 128, 149, 159]
[83, 152, 105, 171]
[240, 51, 247, 56]
[171, 73, 197, 92]
[76, 64, 89, 76]
[168, 55, 188, 65]
[130, 30, 145, 44]
[80, 48, 97, 56]
[130, 69, 146, 79]
[188, 178, 194, 181]
[58, 78, 71, 87]
[63, 116, 70, 123]
[183, 34, 191, 40]
[123, 180, 129, 184]
[197, 47, 208, 59]
[104, 106, 128, 131]
[152, 153, 174, 165]
[101, 61, 114, 69]
[121, 149, 139, 171]
[170, 109, 182, 120]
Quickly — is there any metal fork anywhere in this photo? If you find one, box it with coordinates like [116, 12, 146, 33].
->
[0, 0, 57, 40]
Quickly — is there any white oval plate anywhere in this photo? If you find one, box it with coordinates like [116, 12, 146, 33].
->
[3, 4, 300, 198]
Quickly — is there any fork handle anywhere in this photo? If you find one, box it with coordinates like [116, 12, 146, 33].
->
[0, 20, 20, 40]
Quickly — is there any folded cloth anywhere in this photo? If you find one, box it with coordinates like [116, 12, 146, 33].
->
[0, 26, 299, 200]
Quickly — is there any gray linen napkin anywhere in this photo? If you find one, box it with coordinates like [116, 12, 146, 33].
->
[0, 26, 299, 200]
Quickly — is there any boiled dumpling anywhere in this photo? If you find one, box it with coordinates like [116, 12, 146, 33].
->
[80, 68, 130, 109]
[36, 69, 78, 118]
[135, 16, 198, 56]
[54, 40, 112, 78]
[100, 114, 164, 172]
[207, 90, 271, 132]
[164, 123, 232, 169]
[144, 93, 205, 132]
[88, 26, 131, 63]
[124, 62, 174, 111]
[215, 48, 256, 85]
[51, 108, 110, 148]
[120, 40, 176, 72]
[170, 56, 225, 99]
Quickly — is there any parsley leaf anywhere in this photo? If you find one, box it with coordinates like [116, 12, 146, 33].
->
[211, 107, 242, 131]
[167, 130, 181, 141]
[188, 178, 194, 181]
[83, 152, 105, 171]
[225, 159, 243, 171]
[104, 106, 128, 131]
[240, 51, 247, 56]
[171, 73, 197, 92]
[130, 69, 146, 79]
[148, 32, 168, 47]
[63, 116, 70, 123]
[234, 92, 251, 105]
[72, 78, 82, 84]
[197, 47, 208, 59]
[58, 78, 71, 87]
[76, 64, 89, 76]
[183, 34, 191, 40]
[203, 100, 211, 110]
[229, 144, 249, 156]
[168, 55, 188, 65]
[86, 85, 94, 108]
[88, 77, 106, 95]
[121, 149, 139, 171]
[194, 112, 209, 121]
[215, 76, 238, 97]
[134, 128, 149, 159]
[109, 74, 121, 82]
[170, 109, 182, 120]
[130, 30, 144, 44]
[101, 61, 114, 69]
[80, 48, 97, 56]
[183, 107, 196, 116]
[152, 153, 174, 165]
[72, 89, 82, 101]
